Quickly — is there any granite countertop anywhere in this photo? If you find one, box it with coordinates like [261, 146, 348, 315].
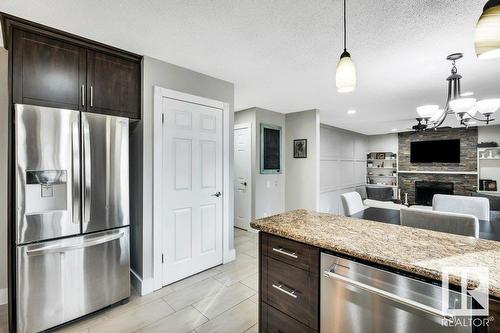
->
[250, 209, 500, 298]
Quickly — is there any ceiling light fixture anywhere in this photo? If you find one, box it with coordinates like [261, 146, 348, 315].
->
[347, 109, 357, 115]
[336, 0, 356, 93]
[475, 0, 500, 60]
[413, 53, 498, 131]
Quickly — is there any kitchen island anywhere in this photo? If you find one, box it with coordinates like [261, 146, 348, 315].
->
[251, 209, 500, 333]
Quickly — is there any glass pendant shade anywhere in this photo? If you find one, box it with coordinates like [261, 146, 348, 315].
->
[449, 98, 477, 114]
[336, 52, 356, 93]
[475, 1, 500, 59]
[430, 109, 445, 122]
[476, 98, 500, 114]
[416, 105, 439, 119]
[468, 106, 479, 117]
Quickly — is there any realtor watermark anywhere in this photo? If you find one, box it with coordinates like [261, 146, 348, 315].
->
[441, 266, 492, 327]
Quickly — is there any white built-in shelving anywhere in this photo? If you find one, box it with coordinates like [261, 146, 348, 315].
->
[366, 152, 398, 190]
[477, 147, 500, 193]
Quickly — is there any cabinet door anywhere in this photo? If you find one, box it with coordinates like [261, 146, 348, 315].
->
[86, 50, 141, 119]
[12, 28, 86, 110]
[260, 303, 316, 333]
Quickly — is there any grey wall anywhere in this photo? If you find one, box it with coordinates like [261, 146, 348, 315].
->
[255, 109, 286, 218]
[285, 110, 320, 211]
[319, 124, 369, 214]
[0, 48, 8, 300]
[368, 134, 398, 153]
[478, 125, 500, 143]
[234, 108, 286, 219]
[131, 56, 235, 282]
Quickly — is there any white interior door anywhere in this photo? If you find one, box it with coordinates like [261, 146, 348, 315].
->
[162, 97, 223, 285]
[234, 125, 252, 230]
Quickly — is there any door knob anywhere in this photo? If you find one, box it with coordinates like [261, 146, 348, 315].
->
[241, 182, 247, 186]
[211, 192, 222, 198]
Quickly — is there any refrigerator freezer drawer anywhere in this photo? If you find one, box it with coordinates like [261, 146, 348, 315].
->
[16, 228, 130, 333]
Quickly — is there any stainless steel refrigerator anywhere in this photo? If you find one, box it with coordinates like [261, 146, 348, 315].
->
[14, 104, 130, 333]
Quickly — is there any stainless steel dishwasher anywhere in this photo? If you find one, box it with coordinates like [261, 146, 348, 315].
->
[321, 253, 473, 333]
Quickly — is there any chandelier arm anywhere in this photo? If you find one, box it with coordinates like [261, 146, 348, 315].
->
[426, 106, 450, 130]
[465, 113, 492, 123]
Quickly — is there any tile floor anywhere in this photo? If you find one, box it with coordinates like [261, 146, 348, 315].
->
[0, 228, 258, 333]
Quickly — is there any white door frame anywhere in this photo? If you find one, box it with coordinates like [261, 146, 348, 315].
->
[233, 123, 253, 229]
[152, 86, 235, 291]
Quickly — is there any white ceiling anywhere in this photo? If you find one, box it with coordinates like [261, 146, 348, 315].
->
[1, 0, 499, 134]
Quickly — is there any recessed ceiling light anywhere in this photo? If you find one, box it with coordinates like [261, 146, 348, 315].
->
[461, 91, 474, 97]
[391, 128, 398, 132]
[347, 109, 357, 115]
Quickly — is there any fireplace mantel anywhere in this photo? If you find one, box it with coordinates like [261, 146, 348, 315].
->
[399, 170, 478, 175]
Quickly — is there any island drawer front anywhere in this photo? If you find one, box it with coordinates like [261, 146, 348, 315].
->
[262, 233, 319, 272]
[491, 298, 499, 333]
[261, 256, 319, 330]
[260, 302, 317, 333]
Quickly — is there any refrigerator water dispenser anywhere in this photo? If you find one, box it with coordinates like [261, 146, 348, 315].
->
[25, 170, 68, 213]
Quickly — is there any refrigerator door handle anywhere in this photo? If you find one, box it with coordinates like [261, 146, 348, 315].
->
[83, 116, 91, 225]
[26, 231, 125, 256]
[71, 118, 80, 225]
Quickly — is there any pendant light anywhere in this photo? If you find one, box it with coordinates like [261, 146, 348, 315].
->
[336, 0, 356, 93]
[475, 0, 500, 59]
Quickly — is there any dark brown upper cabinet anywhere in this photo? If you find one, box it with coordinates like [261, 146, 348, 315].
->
[12, 29, 86, 111]
[4, 13, 142, 119]
[87, 50, 141, 119]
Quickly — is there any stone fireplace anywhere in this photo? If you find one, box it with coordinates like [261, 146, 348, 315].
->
[415, 181, 453, 206]
[397, 127, 478, 205]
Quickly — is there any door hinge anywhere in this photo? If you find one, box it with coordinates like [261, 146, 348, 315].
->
[161, 113, 165, 124]
[161, 253, 164, 264]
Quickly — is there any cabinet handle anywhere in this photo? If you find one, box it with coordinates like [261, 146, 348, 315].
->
[272, 247, 298, 259]
[90, 86, 94, 107]
[272, 283, 298, 299]
[81, 85, 85, 106]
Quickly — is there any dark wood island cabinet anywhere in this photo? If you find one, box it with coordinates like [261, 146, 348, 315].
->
[258, 231, 500, 333]
[259, 232, 319, 332]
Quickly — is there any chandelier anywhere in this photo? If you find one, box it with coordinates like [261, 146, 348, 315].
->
[413, 53, 499, 131]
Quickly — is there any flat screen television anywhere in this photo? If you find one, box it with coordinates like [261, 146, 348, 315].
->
[410, 139, 460, 163]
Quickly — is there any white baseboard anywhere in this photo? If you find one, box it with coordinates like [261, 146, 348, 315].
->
[0, 288, 7, 305]
[130, 269, 156, 296]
